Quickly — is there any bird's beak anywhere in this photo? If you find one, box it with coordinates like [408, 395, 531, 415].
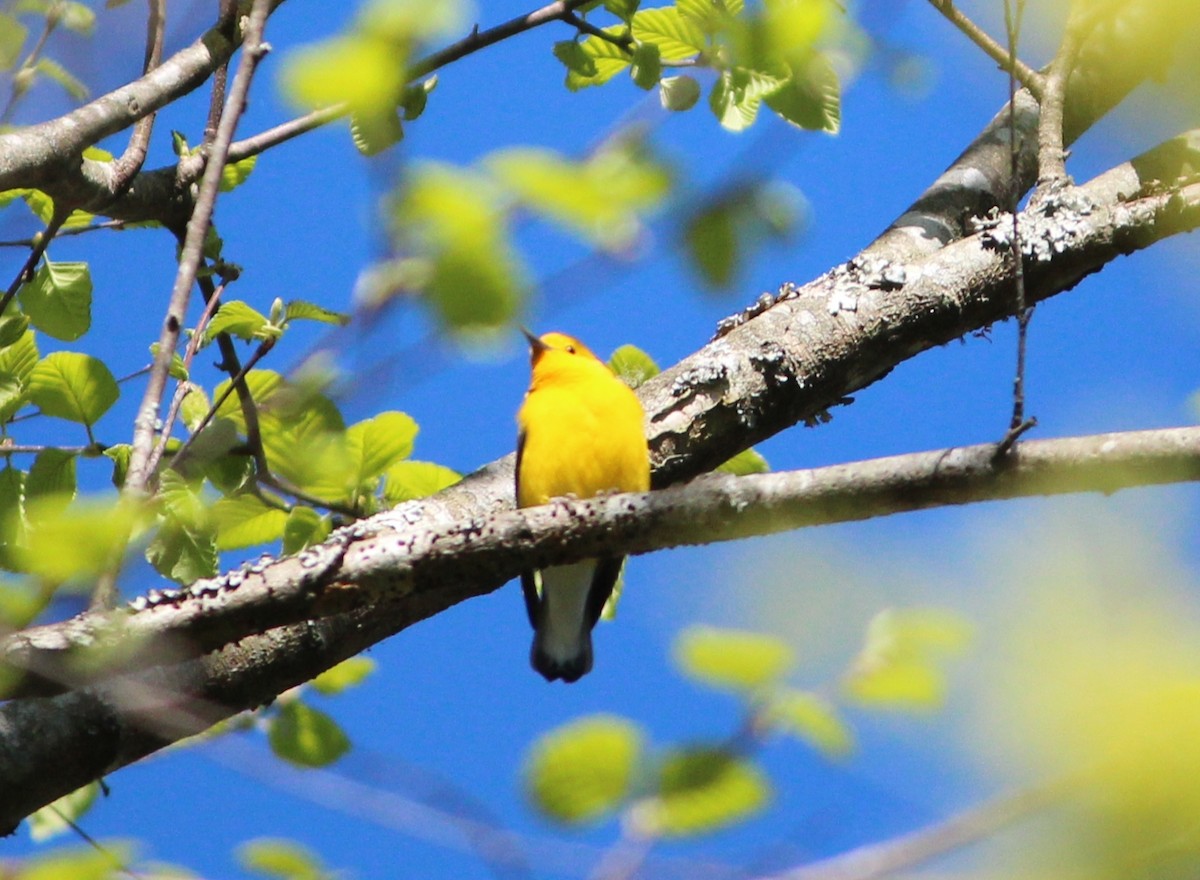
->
[521, 326, 549, 353]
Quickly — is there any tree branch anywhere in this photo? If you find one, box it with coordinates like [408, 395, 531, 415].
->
[926, 0, 1043, 99]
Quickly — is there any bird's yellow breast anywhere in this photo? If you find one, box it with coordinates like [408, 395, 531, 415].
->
[517, 362, 649, 508]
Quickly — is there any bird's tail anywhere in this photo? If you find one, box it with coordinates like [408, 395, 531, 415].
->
[528, 561, 595, 684]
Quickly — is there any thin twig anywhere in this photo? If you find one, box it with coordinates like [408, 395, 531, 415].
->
[996, 0, 1035, 455]
[561, 10, 633, 47]
[0, 9, 57, 125]
[926, 0, 1043, 99]
[0, 219, 131, 247]
[108, 0, 166, 195]
[0, 444, 97, 456]
[1034, 4, 1088, 189]
[210, 0, 596, 172]
[124, 0, 274, 497]
[764, 781, 1068, 880]
[0, 207, 68, 317]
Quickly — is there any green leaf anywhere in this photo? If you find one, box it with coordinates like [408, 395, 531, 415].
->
[564, 27, 632, 90]
[0, 13, 28, 70]
[13, 843, 134, 880]
[212, 493, 288, 550]
[284, 300, 350, 327]
[146, 515, 218, 584]
[20, 189, 94, 229]
[219, 154, 258, 193]
[27, 781, 100, 842]
[268, 700, 351, 768]
[709, 67, 786, 131]
[631, 7, 704, 60]
[148, 342, 188, 382]
[310, 656, 376, 696]
[15, 497, 137, 584]
[350, 110, 404, 156]
[673, 625, 794, 693]
[764, 689, 853, 757]
[630, 41, 662, 89]
[282, 505, 331, 555]
[58, 1, 96, 34]
[607, 343, 659, 389]
[631, 747, 769, 836]
[0, 310, 29, 348]
[676, 0, 744, 30]
[397, 164, 525, 331]
[0, 371, 25, 423]
[487, 144, 669, 252]
[716, 447, 768, 475]
[28, 351, 119, 426]
[382, 460, 460, 505]
[765, 54, 841, 133]
[525, 714, 643, 824]
[554, 39, 597, 77]
[26, 448, 76, 501]
[238, 838, 329, 880]
[103, 443, 131, 489]
[605, 0, 640, 20]
[685, 199, 739, 286]
[841, 608, 972, 711]
[400, 75, 437, 121]
[347, 411, 418, 485]
[33, 56, 88, 100]
[281, 34, 406, 117]
[0, 327, 38, 383]
[659, 74, 701, 110]
[205, 300, 270, 342]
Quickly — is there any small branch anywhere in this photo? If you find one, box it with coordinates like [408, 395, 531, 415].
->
[0, 219, 131, 247]
[0, 208, 68, 317]
[1035, 6, 1088, 189]
[765, 781, 1067, 880]
[0, 10, 57, 125]
[108, 0, 167, 195]
[927, 0, 1044, 99]
[0, 443, 97, 456]
[561, 10, 633, 48]
[124, 0, 274, 497]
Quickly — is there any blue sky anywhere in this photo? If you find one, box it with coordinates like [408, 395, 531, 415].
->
[5, 0, 1200, 877]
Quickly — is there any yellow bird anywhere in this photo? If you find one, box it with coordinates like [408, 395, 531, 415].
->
[516, 329, 650, 683]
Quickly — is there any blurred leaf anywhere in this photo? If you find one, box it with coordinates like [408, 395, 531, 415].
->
[148, 343, 188, 382]
[238, 838, 330, 880]
[28, 352, 118, 427]
[382, 460, 460, 505]
[179, 385, 211, 433]
[554, 39, 597, 77]
[27, 781, 100, 842]
[282, 505, 331, 555]
[676, 0, 744, 31]
[219, 155, 258, 193]
[709, 67, 785, 131]
[268, 700, 351, 768]
[659, 73, 700, 110]
[487, 143, 669, 252]
[14, 843, 133, 880]
[765, 54, 841, 133]
[563, 27, 631, 90]
[280, 34, 406, 117]
[607, 343, 659, 389]
[716, 447, 768, 475]
[631, 747, 769, 836]
[605, 0, 640, 20]
[26, 448, 76, 501]
[630, 40, 661, 89]
[20, 189, 94, 229]
[0, 311, 29, 348]
[58, 1, 96, 34]
[205, 300, 270, 342]
[0, 14, 27, 70]
[310, 657, 376, 696]
[764, 689, 853, 757]
[147, 516, 218, 584]
[524, 714, 643, 824]
[630, 7, 704, 60]
[213, 493, 288, 551]
[18, 259, 92, 341]
[842, 608, 972, 711]
[674, 625, 794, 693]
[397, 164, 525, 331]
[215, 370, 285, 427]
[686, 181, 805, 287]
[0, 371, 26, 423]
[685, 201, 738, 286]
[34, 56, 88, 100]
[15, 496, 137, 584]
[284, 301, 349, 327]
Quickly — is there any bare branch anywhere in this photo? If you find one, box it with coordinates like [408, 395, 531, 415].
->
[108, 0, 167, 195]
[926, 0, 1043, 98]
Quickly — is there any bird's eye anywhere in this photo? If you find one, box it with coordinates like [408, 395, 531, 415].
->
[565, 345, 576, 354]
